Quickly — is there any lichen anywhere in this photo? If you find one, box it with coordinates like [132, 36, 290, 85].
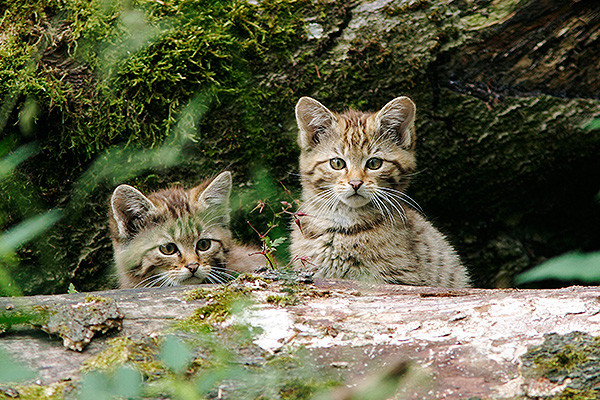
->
[522, 331, 600, 398]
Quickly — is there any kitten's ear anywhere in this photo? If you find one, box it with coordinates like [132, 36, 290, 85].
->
[193, 171, 232, 224]
[111, 184, 156, 238]
[295, 97, 337, 150]
[374, 96, 416, 149]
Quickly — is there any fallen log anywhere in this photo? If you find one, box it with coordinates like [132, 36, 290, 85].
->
[1, 279, 600, 399]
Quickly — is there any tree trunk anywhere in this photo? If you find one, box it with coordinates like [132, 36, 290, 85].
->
[2, 279, 600, 399]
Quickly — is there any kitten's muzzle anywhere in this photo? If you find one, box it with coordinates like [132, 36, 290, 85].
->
[185, 263, 200, 273]
[348, 180, 363, 192]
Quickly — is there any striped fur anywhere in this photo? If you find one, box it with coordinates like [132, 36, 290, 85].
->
[291, 97, 470, 288]
[109, 172, 264, 288]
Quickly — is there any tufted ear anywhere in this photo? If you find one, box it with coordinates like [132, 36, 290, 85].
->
[295, 96, 337, 150]
[192, 171, 232, 224]
[111, 184, 156, 239]
[374, 96, 416, 149]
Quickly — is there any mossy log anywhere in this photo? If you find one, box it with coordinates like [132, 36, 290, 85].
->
[2, 279, 600, 399]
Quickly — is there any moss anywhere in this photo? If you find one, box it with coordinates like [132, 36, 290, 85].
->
[460, 0, 526, 31]
[2, 0, 319, 295]
[0, 381, 71, 400]
[266, 293, 300, 307]
[522, 332, 600, 397]
[178, 283, 253, 331]
[279, 378, 319, 400]
[81, 336, 164, 379]
[551, 387, 600, 400]
[83, 294, 111, 303]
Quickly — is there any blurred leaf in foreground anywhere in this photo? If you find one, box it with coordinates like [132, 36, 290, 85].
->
[515, 252, 600, 285]
[79, 365, 141, 400]
[0, 348, 37, 383]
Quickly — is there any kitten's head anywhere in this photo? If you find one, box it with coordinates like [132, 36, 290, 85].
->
[295, 96, 417, 212]
[109, 171, 235, 288]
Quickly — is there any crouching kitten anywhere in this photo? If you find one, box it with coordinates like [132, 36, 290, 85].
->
[109, 171, 264, 288]
[290, 96, 470, 288]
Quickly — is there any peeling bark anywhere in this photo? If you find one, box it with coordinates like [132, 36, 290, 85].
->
[2, 280, 600, 398]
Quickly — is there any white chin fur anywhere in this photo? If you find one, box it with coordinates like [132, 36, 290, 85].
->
[340, 194, 371, 208]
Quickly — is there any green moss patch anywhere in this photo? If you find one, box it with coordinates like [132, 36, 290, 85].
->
[178, 283, 253, 332]
[0, 381, 71, 400]
[522, 331, 600, 398]
[82, 336, 163, 379]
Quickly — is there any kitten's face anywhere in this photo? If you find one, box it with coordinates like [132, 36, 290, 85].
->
[110, 172, 236, 288]
[296, 97, 418, 216]
[128, 215, 232, 287]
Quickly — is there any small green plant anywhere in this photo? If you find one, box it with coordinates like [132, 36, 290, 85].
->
[246, 178, 306, 272]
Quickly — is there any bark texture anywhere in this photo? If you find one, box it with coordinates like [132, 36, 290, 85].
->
[2, 280, 600, 399]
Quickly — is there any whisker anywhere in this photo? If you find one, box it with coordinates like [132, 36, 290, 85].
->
[372, 193, 395, 224]
[299, 188, 340, 222]
[378, 187, 423, 214]
[210, 272, 229, 284]
[212, 270, 236, 282]
[211, 268, 237, 279]
[375, 188, 407, 225]
[134, 271, 171, 288]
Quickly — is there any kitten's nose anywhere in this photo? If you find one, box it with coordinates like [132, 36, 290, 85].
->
[186, 263, 199, 273]
[348, 180, 363, 191]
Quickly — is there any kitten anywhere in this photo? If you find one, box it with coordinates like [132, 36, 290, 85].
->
[109, 171, 264, 288]
[290, 96, 470, 288]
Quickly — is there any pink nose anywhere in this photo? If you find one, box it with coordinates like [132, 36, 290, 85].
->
[186, 263, 199, 273]
[349, 180, 363, 191]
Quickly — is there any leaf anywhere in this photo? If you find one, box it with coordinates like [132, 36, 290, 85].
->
[112, 366, 142, 398]
[79, 366, 141, 400]
[0, 348, 36, 383]
[263, 236, 272, 248]
[79, 372, 111, 400]
[159, 335, 193, 373]
[0, 209, 63, 257]
[0, 142, 38, 182]
[583, 118, 600, 131]
[515, 252, 600, 285]
[68, 283, 79, 294]
[270, 237, 287, 248]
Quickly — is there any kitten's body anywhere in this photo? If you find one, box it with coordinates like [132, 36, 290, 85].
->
[291, 97, 470, 288]
[109, 172, 264, 288]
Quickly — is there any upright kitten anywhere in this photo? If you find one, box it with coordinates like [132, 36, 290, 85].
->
[290, 97, 470, 288]
[109, 171, 264, 288]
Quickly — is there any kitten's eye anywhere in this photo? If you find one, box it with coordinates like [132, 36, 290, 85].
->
[366, 157, 383, 170]
[159, 243, 178, 255]
[330, 158, 346, 170]
[196, 239, 212, 252]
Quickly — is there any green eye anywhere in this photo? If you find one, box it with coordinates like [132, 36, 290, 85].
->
[366, 157, 383, 170]
[330, 158, 346, 170]
[196, 239, 212, 252]
[159, 243, 178, 255]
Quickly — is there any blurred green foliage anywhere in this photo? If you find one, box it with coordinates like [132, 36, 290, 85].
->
[0, 348, 36, 383]
[516, 252, 600, 286]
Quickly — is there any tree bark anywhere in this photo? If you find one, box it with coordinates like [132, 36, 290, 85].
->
[2, 279, 600, 399]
